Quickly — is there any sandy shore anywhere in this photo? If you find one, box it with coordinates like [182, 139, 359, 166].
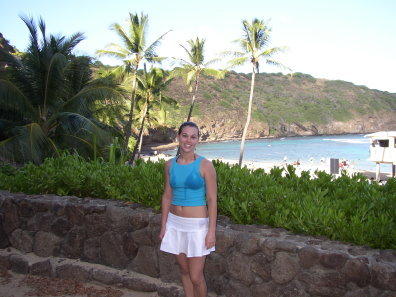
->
[140, 154, 394, 181]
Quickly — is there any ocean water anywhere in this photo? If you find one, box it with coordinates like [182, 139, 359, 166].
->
[164, 134, 392, 172]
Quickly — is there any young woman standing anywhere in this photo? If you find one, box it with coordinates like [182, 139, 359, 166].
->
[159, 121, 217, 297]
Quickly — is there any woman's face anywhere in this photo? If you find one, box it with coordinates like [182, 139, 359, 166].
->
[177, 126, 199, 154]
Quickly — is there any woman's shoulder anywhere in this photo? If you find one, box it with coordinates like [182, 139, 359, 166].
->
[199, 156, 214, 169]
[165, 158, 173, 168]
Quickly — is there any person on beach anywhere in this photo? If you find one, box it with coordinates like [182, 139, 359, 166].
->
[159, 121, 217, 297]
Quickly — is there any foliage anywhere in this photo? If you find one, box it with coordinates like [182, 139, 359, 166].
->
[0, 156, 395, 249]
[171, 37, 225, 121]
[96, 12, 170, 152]
[163, 72, 396, 134]
[0, 16, 123, 164]
[226, 18, 287, 166]
[0, 154, 164, 209]
[130, 67, 176, 162]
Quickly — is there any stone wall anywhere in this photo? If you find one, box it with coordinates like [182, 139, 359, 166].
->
[0, 190, 395, 297]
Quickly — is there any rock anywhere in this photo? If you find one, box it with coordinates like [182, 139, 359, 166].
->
[227, 252, 255, 286]
[123, 232, 139, 258]
[106, 205, 133, 232]
[2, 200, 19, 234]
[0, 216, 9, 248]
[223, 279, 252, 297]
[215, 227, 235, 254]
[372, 263, 396, 291]
[122, 276, 158, 292]
[344, 257, 371, 287]
[61, 227, 86, 258]
[158, 252, 179, 283]
[51, 217, 72, 237]
[130, 246, 159, 278]
[65, 204, 84, 225]
[9, 254, 29, 274]
[128, 210, 150, 231]
[91, 267, 122, 285]
[82, 237, 101, 263]
[100, 231, 128, 269]
[235, 232, 260, 254]
[298, 270, 347, 297]
[27, 212, 55, 232]
[9, 229, 33, 252]
[55, 262, 91, 282]
[298, 246, 321, 268]
[157, 285, 184, 297]
[84, 212, 108, 238]
[271, 252, 299, 284]
[33, 231, 61, 257]
[250, 253, 271, 281]
[30, 259, 53, 277]
[319, 251, 349, 269]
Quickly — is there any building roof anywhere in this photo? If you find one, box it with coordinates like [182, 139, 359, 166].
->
[365, 131, 396, 138]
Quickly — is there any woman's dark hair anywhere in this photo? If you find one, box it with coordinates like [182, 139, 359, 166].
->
[178, 121, 200, 137]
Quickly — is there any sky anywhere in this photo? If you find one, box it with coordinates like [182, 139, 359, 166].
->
[1, 0, 396, 93]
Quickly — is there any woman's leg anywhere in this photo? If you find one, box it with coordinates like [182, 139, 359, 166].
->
[188, 256, 207, 297]
[176, 253, 194, 297]
[176, 254, 207, 297]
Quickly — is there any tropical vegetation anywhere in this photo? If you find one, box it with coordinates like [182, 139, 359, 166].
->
[96, 12, 170, 154]
[130, 67, 176, 162]
[1, 12, 396, 252]
[0, 16, 124, 164]
[226, 18, 287, 167]
[171, 37, 225, 121]
[0, 155, 395, 250]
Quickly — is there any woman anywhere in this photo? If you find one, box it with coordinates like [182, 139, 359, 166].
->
[159, 121, 217, 297]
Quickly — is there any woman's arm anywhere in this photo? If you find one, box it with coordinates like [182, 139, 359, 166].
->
[202, 159, 217, 248]
[159, 159, 173, 240]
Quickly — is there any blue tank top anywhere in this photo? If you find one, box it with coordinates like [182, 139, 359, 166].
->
[169, 156, 206, 206]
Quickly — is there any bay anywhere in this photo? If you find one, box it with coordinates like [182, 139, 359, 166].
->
[164, 134, 390, 172]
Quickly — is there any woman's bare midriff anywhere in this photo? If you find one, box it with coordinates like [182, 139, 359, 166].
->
[170, 205, 208, 218]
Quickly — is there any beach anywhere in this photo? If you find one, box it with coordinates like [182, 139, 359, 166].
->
[142, 134, 396, 181]
[141, 153, 394, 182]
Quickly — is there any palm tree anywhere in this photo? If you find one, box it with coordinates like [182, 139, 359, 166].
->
[0, 16, 123, 164]
[172, 37, 225, 122]
[96, 12, 170, 153]
[130, 66, 176, 163]
[228, 19, 287, 167]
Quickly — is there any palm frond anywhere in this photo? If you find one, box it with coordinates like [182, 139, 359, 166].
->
[0, 123, 51, 164]
[227, 57, 249, 68]
[0, 79, 37, 119]
[44, 52, 67, 115]
[202, 68, 226, 79]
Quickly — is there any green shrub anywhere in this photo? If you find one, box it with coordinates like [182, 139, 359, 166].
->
[0, 155, 395, 249]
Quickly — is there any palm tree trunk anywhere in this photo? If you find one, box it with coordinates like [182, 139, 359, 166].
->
[238, 67, 256, 167]
[137, 128, 144, 159]
[123, 65, 139, 153]
[186, 77, 199, 122]
[130, 100, 149, 164]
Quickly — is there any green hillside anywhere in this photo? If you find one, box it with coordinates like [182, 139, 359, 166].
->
[163, 71, 396, 136]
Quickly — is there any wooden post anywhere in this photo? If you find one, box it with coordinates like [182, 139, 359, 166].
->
[392, 164, 395, 177]
[375, 163, 381, 182]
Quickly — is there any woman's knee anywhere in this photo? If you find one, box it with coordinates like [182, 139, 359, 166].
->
[178, 263, 190, 275]
[176, 259, 190, 275]
[189, 272, 205, 286]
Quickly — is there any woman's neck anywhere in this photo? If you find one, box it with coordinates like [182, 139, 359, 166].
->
[177, 152, 196, 164]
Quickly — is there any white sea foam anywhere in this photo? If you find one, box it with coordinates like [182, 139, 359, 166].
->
[323, 138, 369, 144]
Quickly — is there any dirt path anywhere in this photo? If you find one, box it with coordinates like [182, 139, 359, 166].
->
[0, 269, 157, 297]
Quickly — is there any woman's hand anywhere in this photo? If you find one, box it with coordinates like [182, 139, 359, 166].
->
[205, 230, 216, 249]
[159, 227, 166, 241]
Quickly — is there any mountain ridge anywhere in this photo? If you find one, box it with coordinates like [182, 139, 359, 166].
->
[145, 71, 396, 144]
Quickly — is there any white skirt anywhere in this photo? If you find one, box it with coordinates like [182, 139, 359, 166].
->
[160, 213, 215, 258]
